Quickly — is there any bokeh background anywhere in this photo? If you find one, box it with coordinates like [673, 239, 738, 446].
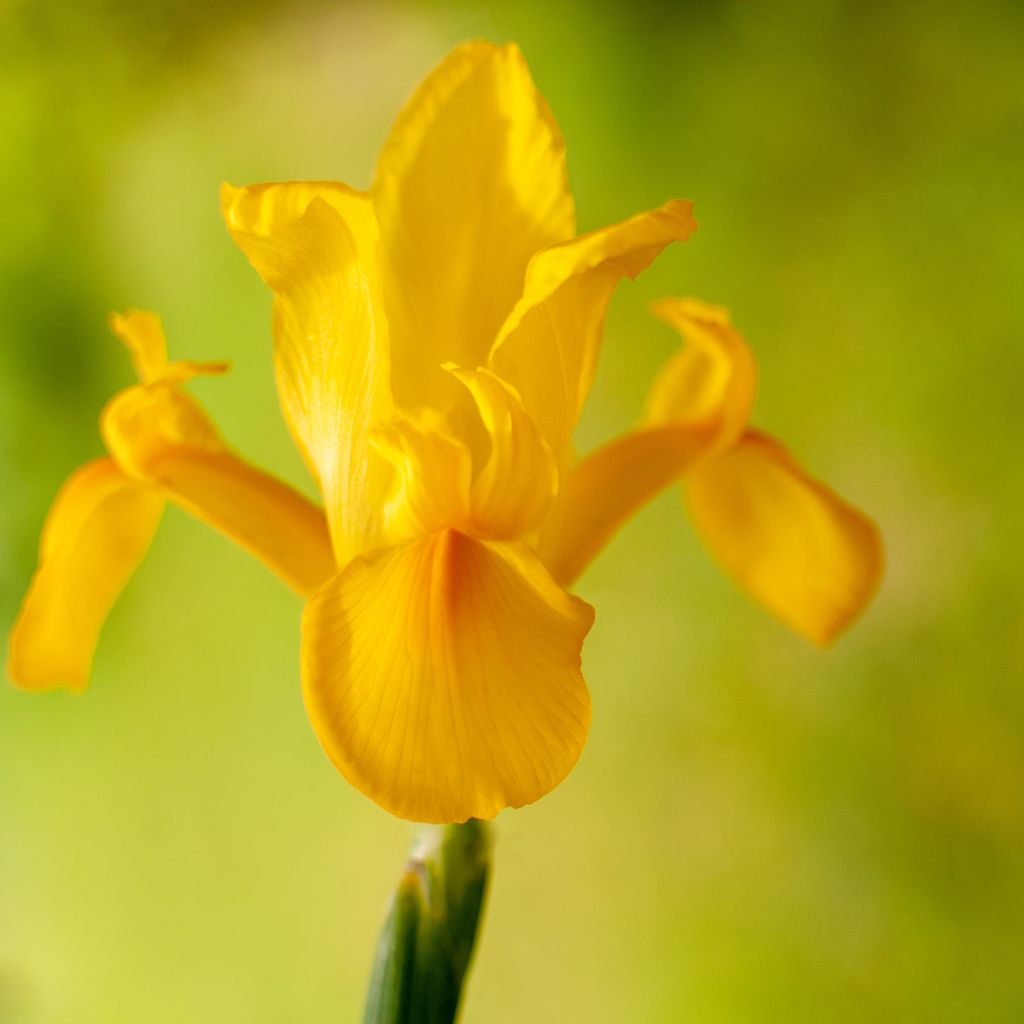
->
[2, 0, 1023, 1020]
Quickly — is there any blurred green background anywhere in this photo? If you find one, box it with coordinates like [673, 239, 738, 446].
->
[2, 0, 1023, 1020]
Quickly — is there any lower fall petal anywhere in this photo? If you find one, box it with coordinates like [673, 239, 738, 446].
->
[7, 458, 164, 691]
[687, 430, 884, 646]
[103, 383, 335, 596]
[301, 530, 594, 823]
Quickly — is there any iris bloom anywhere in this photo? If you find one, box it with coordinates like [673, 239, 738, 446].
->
[8, 42, 881, 824]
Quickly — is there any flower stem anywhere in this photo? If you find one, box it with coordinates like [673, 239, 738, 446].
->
[362, 820, 492, 1024]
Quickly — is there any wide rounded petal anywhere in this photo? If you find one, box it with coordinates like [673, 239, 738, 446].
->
[646, 298, 757, 452]
[102, 383, 335, 596]
[7, 458, 164, 691]
[489, 200, 697, 468]
[222, 185, 392, 562]
[537, 420, 719, 585]
[687, 430, 884, 646]
[373, 41, 575, 412]
[302, 530, 594, 823]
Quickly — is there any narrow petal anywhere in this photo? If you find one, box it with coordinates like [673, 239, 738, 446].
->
[646, 298, 757, 452]
[222, 185, 392, 562]
[373, 41, 575, 411]
[687, 430, 884, 646]
[370, 414, 472, 544]
[302, 530, 594, 823]
[447, 365, 557, 539]
[109, 310, 228, 384]
[537, 421, 718, 585]
[7, 458, 164, 691]
[102, 383, 335, 596]
[489, 200, 697, 467]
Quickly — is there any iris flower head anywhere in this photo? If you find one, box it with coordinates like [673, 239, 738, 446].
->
[9, 42, 882, 824]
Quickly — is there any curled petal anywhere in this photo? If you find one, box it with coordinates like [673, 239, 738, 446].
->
[302, 530, 594, 823]
[646, 298, 757, 451]
[102, 384, 335, 596]
[221, 180, 376, 249]
[374, 41, 575, 411]
[537, 421, 718, 585]
[222, 187, 392, 563]
[446, 365, 557, 539]
[687, 431, 884, 646]
[490, 200, 697, 467]
[8, 458, 164, 691]
[370, 414, 472, 543]
[109, 310, 228, 385]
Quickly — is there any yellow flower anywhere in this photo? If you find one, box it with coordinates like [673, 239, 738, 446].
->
[7, 311, 334, 690]
[540, 298, 883, 646]
[8, 42, 882, 825]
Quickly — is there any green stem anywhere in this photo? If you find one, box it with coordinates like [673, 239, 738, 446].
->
[362, 820, 492, 1024]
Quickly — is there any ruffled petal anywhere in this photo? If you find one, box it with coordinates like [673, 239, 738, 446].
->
[373, 41, 575, 412]
[222, 184, 392, 562]
[102, 383, 335, 596]
[302, 530, 594, 823]
[646, 298, 757, 452]
[489, 200, 697, 467]
[447, 365, 557, 539]
[7, 458, 164, 691]
[536, 421, 718, 585]
[370, 413, 472, 544]
[687, 430, 884, 646]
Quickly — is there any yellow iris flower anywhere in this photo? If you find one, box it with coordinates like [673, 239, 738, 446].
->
[8, 42, 881, 824]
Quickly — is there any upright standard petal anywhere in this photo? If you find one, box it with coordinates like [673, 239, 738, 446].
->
[374, 42, 575, 411]
[687, 431, 884, 646]
[302, 530, 594, 823]
[102, 383, 335, 597]
[8, 459, 164, 691]
[222, 186, 392, 563]
[490, 201, 697, 468]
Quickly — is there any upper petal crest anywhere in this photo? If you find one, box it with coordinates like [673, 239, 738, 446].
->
[489, 200, 697, 469]
[373, 41, 576, 413]
[222, 188, 392, 564]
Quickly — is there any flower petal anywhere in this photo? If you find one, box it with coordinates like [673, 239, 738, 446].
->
[373, 41, 575, 412]
[302, 529, 594, 823]
[686, 430, 884, 646]
[102, 383, 335, 596]
[109, 310, 228, 384]
[489, 200, 697, 467]
[221, 180, 376, 254]
[447, 365, 557, 539]
[222, 185, 392, 563]
[646, 298, 757, 451]
[7, 458, 164, 691]
[537, 421, 718, 585]
[370, 413, 472, 544]
[536, 296, 758, 583]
